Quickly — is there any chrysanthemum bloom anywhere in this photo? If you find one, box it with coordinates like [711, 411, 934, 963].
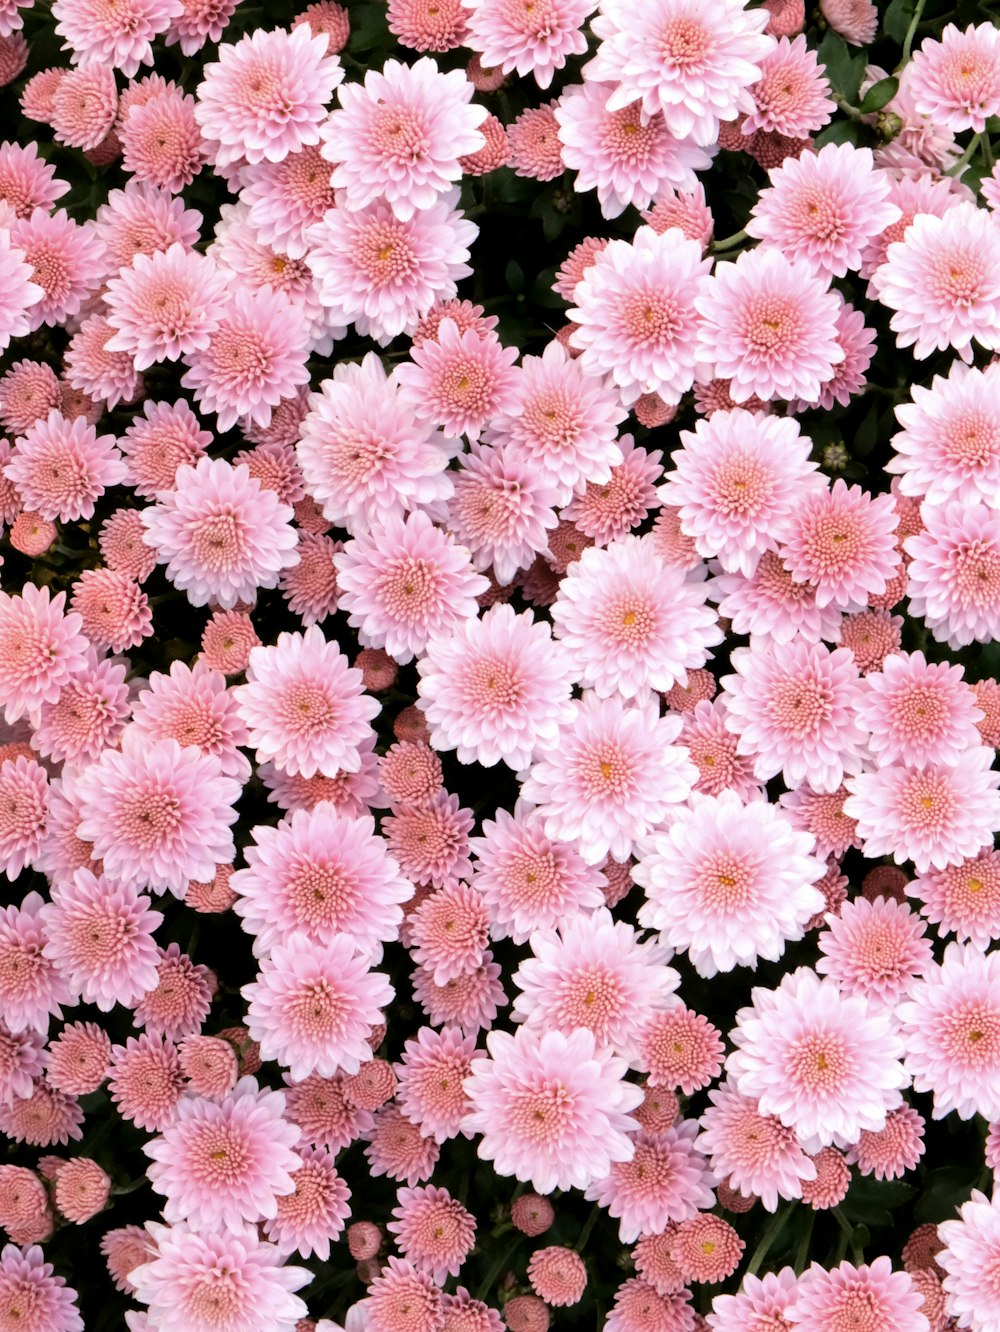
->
[118, 398, 210, 501]
[243, 932, 393, 1083]
[258, 737, 382, 818]
[163, 0, 238, 53]
[512, 907, 678, 1058]
[889, 362, 1000, 507]
[584, 0, 772, 144]
[0, 143, 66, 222]
[134, 942, 214, 1041]
[845, 1103, 925, 1182]
[0, 583, 91, 728]
[308, 190, 477, 345]
[0, 754, 47, 882]
[781, 479, 901, 612]
[261, 1145, 351, 1261]
[607, 1279, 694, 1332]
[906, 500, 1000, 649]
[0, 1165, 50, 1242]
[46, 1022, 111, 1096]
[816, 895, 932, 1013]
[659, 409, 821, 577]
[63, 314, 140, 410]
[144, 1077, 300, 1231]
[695, 247, 844, 405]
[938, 1189, 1000, 1331]
[670, 1215, 744, 1285]
[103, 244, 227, 373]
[710, 552, 842, 650]
[5, 410, 125, 524]
[906, 22, 1000, 133]
[9, 208, 104, 334]
[696, 1080, 816, 1212]
[0, 893, 72, 1035]
[409, 885, 489, 986]
[568, 225, 711, 407]
[128, 658, 249, 782]
[462, 0, 593, 89]
[587, 1119, 715, 1242]
[178, 1034, 239, 1097]
[395, 1025, 481, 1144]
[120, 86, 204, 196]
[0, 1021, 44, 1105]
[555, 81, 713, 220]
[743, 33, 834, 137]
[818, 0, 875, 43]
[364, 1101, 443, 1187]
[108, 1034, 184, 1131]
[462, 1024, 641, 1194]
[396, 322, 519, 442]
[238, 147, 333, 263]
[0, 227, 41, 351]
[721, 639, 865, 793]
[102, 1226, 156, 1295]
[387, 0, 467, 49]
[526, 1247, 586, 1308]
[792, 295, 877, 414]
[522, 692, 695, 865]
[567, 435, 664, 545]
[856, 651, 982, 770]
[0, 1076, 84, 1147]
[354, 1256, 444, 1332]
[791, 1257, 929, 1332]
[871, 204, 1000, 362]
[131, 1221, 309, 1332]
[636, 790, 824, 977]
[69, 568, 152, 654]
[728, 966, 908, 1152]
[0, 1243, 82, 1332]
[283, 1070, 373, 1153]
[747, 143, 899, 280]
[52, 0, 180, 75]
[94, 181, 201, 270]
[52, 1157, 110, 1225]
[232, 804, 412, 962]
[323, 58, 485, 221]
[0, 359, 61, 436]
[200, 609, 260, 675]
[387, 1184, 476, 1284]
[550, 533, 720, 699]
[195, 24, 342, 168]
[636, 1006, 724, 1095]
[911, 849, 1000, 950]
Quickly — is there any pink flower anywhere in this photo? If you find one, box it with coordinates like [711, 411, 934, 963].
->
[744, 34, 835, 136]
[707, 1267, 801, 1330]
[396, 1025, 482, 1143]
[356, 1256, 443, 1332]
[462, 0, 594, 89]
[5, 409, 125, 522]
[165, 0, 237, 53]
[636, 790, 825, 977]
[262, 1144, 350, 1261]
[141, 456, 299, 610]
[889, 362, 1000, 507]
[550, 533, 721, 698]
[144, 1077, 301, 1230]
[871, 204, 1000, 362]
[70, 568, 152, 653]
[586, 1120, 715, 1242]
[131, 1221, 309, 1332]
[461, 1024, 642, 1194]
[388, 1184, 476, 1284]
[659, 408, 821, 576]
[416, 603, 575, 770]
[11, 208, 106, 332]
[710, 550, 843, 647]
[53, 0, 180, 76]
[679, 698, 762, 801]
[395, 321, 519, 441]
[447, 441, 560, 585]
[308, 191, 477, 345]
[104, 244, 229, 370]
[388, 0, 469, 50]
[911, 850, 1000, 950]
[607, 1279, 694, 1332]
[938, 1189, 1000, 1332]
[728, 966, 908, 1152]
[323, 57, 485, 220]
[0, 755, 47, 881]
[194, 24, 343, 168]
[0, 584, 89, 723]
[385, 792, 474, 891]
[781, 479, 900, 612]
[120, 87, 205, 194]
[232, 804, 413, 962]
[0, 228, 41, 351]
[845, 1104, 925, 1182]
[520, 692, 697, 865]
[843, 752, 1000, 873]
[120, 398, 211, 500]
[134, 942, 213, 1040]
[128, 658, 250, 782]
[408, 884, 487, 985]
[695, 247, 845, 405]
[696, 1082, 816, 1211]
[76, 731, 240, 896]
[721, 639, 866, 793]
[816, 896, 933, 1011]
[364, 1101, 441, 1186]
[747, 143, 900, 279]
[791, 1258, 930, 1332]
[568, 225, 711, 407]
[242, 931, 393, 1082]
[64, 315, 141, 409]
[0, 142, 66, 219]
[0, 893, 72, 1035]
[907, 500, 1000, 649]
[93, 182, 201, 269]
[584, 0, 772, 144]
[0, 1244, 82, 1332]
[108, 1033, 184, 1131]
[855, 650, 983, 769]
[0, 1023, 44, 1105]
[234, 626, 380, 778]
[906, 22, 1000, 133]
[555, 81, 712, 219]
[239, 144, 335, 261]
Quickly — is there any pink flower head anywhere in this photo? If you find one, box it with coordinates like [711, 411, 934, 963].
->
[128, 658, 250, 782]
[744, 33, 835, 136]
[710, 550, 843, 648]
[5, 410, 125, 523]
[11, 208, 105, 332]
[568, 225, 711, 407]
[0, 1244, 82, 1332]
[0, 142, 67, 219]
[119, 397, 211, 500]
[195, 24, 343, 168]
[447, 441, 560, 585]
[792, 1257, 930, 1332]
[93, 182, 201, 269]
[239, 144, 335, 261]
[0, 754, 47, 881]
[0, 893, 72, 1035]
[121, 86, 205, 194]
[695, 246, 844, 405]
[0, 584, 89, 724]
[586, 1120, 715, 1242]
[816, 895, 932, 1011]
[461, 1024, 642, 1194]
[133, 942, 213, 1040]
[409, 884, 489, 985]
[907, 21, 1000, 133]
[855, 650, 983, 769]
[235, 626, 380, 778]
[520, 692, 697, 865]
[747, 143, 900, 280]
[889, 362, 1000, 507]
[232, 804, 413, 962]
[938, 1189, 1000, 1332]
[911, 849, 1000, 950]
[296, 354, 458, 537]
[69, 568, 152, 653]
[388, 1184, 475, 1284]
[636, 790, 825, 977]
[0, 228, 41, 351]
[308, 191, 477, 345]
[660, 408, 821, 576]
[728, 966, 908, 1152]
[845, 1104, 925, 1182]
[528, 1246, 586, 1307]
[64, 314, 141, 410]
[141, 456, 299, 610]
[416, 603, 575, 770]
[706, 1266, 800, 1330]
[721, 638, 866, 793]
[323, 57, 486, 220]
[76, 731, 240, 896]
[53, 0, 181, 76]
[130, 1221, 309, 1332]
[108, 1033, 184, 1131]
[46, 1021, 111, 1095]
[845, 747, 1000, 873]
[696, 1081, 816, 1211]
[356, 1256, 443, 1332]
[242, 931, 393, 1082]
[781, 479, 900, 612]
[388, 0, 469, 50]
[906, 500, 1000, 649]
[584, 0, 773, 144]
[262, 1144, 351, 1261]
[0, 1022, 44, 1105]
[871, 203, 1000, 362]
[385, 791, 474, 891]
[104, 244, 228, 371]
[396, 320, 519, 441]
[462, 0, 594, 89]
[165, 0, 238, 53]
[396, 1025, 481, 1144]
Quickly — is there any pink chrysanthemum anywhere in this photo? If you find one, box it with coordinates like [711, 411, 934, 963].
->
[844, 750, 1000, 874]
[816, 895, 932, 1012]
[462, 1024, 641, 1194]
[128, 658, 249, 781]
[696, 1081, 816, 1212]
[238, 146, 334, 262]
[707, 1267, 801, 1330]
[395, 1025, 481, 1144]
[906, 500, 1000, 649]
[792, 1257, 929, 1332]
[889, 362, 1000, 507]
[0, 893, 71, 1036]
[258, 734, 381, 819]
[409, 884, 488, 986]
[585, 0, 772, 143]
[93, 182, 201, 269]
[263, 1145, 351, 1261]
[675, 698, 759, 801]
[70, 568, 152, 653]
[200, 613, 260, 679]
[512, 907, 678, 1058]
[388, 1184, 475, 1284]
[907, 22, 1000, 133]
[0, 143, 66, 221]
[234, 626, 379, 779]
[710, 550, 842, 648]
[728, 966, 908, 1152]
[0, 1244, 82, 1332]
[0, 584, 89, 725]
[837, 606, 904, 674]
[721, 639, 865, 793]
[11, 209, 105, 332]
[53, 1157, 110, 1224]
[911, 849, 1000, 949]
[938, 1189, 1000, 1331]
[695, 247, 844, 405]
[385, 793, 474, 892]
[0, 754, 47, 881]
[792, 295, 877, 414]
[845, 1104, 925, 1182]
[447, 441, 560, 585]
[178, 1034, 239, 1097]
[388, 0, 468, 50]
[855, 650, 982, 769]
[76, 731, 240, 896]
[46, 1022, 111, 1095]
[411, 947, 505, 1036]
[396, 321, 519, 442]
[660, 408, 821, 577]
[379, 742, 443, 811]
[671, 1215, 744, 1284]
[283, 1072, 373, 1153]
[102, 1226, 155, 1295]
[309, 191, 477, 345]
[606, 1278, 694, 1332]
[243, 931, 393, 1082]
[5, 410, 125, 523]
[744, 34, 835, 136]
[636, 790, 824, 977]
[355, 1256, 443, 1332]
[323, 58, 485, 221]
[134, 942, 213, 1040]
[528, 1247, 586, 1307]
[568, 225, 711, 407]
[0, 1022, 44, 1105]
[52, 0, 181, 76]
[164, 0, 238, 53]
[195, 24, 343, 168]
[121, 87, 204, 194]
[747, 143, 899, 279]
[104, 244, 228, 372]
[0, 228, 41, 352]
[278, 530, 339, 625]
[871, 203, 1000, 362]
[563, 434, 662, 544]
[64, 314, 140, 410]
[587, 1119, 714, 1242]
[0, 1076, 83, 1147]
[232, 804, 412, 962]
[781, 479, 900, 612]
[462, 0, 593, 90]
[131, 1221, 309, 1332]
[119, 398, 211, 501]
[0, 359, 61, 436]
[108, 1034, 184, 1131]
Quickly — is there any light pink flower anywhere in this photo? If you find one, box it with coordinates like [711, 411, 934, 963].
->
[696, 1082, 816, 1211]
[396, 1025, 482, 1143]
[104, 244, 228, 370]
[165, 0, 238, 53]
[119, 398, 211, 500]
[53, 0, 181, 76]
[906, 500, 1000, 649]
[679, 698, 762, 802]
[128, 658, 250, 782]
[12, 208, 105, 332]
[781, 479, 900, 612]
[0, 584, 89, 724]
[710, 550, 843, 647]
[845, 1104, 925, 1182]
[707, 1267, 801, 1330]
[0, 228, 41, 351]
[93, 182, 202, 269]
[108, 1033, 184, 1131]
[816, 895, 932, 1011]
[388, 1184, 475, 1284]
[910, 849, 1000, 950]
[0, 1244, 82, 1332]
[938, 1189, 1000, 1332]
[396, 320, 519, 442]
[355, 1256, 443, 1332]
[0, 892, 72, 1035]
[64, 314, 141, 410]
[447, 441, 560, 585]
[891, 360, 1000, 508]
[239, 144, 335, 261]
[792, 1258, 930, 1332]
[5, 409, 125, 522]
[462, 0, 594, 89]
[120, 87, 205, 194]
[587, 1120, 715, 1242]
[743, 33, 835, 136]
[855, 650, 983, 769]
[0, 754, 46, 882]
[385, 791, 474, 892]
[907, 21, 1000, 133]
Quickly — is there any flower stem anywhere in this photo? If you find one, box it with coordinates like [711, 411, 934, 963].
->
[902, 0, 928, 64]
[712, 228, 747, 254]
[475, 1236, 521, 1303]
[574, 1202, 601, 1253]
[745, 1203, 796, 1277]
[947, 132, 982, 177]
[793, 1210, 816, 1275]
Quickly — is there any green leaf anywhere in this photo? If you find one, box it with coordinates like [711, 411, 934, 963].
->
[504, 260, 525, 294]
[915, 1166, 981, 1223]
[815, 118, 864, 149]
[860, 77, 899, 114]
[818, 29, 865, 103]
[883, 0, 917, 44]
[852, 403, 879, 458]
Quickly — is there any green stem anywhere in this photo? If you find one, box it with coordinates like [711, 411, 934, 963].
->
[901, 0, 928, 64]
[574, 1202, 601, 1253]
[984, 135, 995, 173]
[793, 1210, 816, 1275]
[712, 228, 747, 254]
[831, 1206, 854, 1238]
[947, 132, 982, 177]
[475, 1236, 521, 1303]
[833, 94, 863, 121]
[745, 1204, 796, 1277]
